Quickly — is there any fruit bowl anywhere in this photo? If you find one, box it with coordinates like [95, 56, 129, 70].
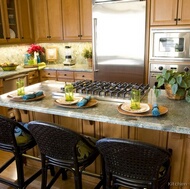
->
[0, 63, 18, 71]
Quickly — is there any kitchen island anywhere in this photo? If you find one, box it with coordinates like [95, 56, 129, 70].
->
[0, 81, 190, 189]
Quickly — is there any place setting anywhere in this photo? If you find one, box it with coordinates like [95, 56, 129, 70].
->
[117, 89, 168, 117]
[54, 83, 98, 109]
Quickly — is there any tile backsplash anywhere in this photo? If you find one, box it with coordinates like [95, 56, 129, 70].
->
[0, 42, 92, 65]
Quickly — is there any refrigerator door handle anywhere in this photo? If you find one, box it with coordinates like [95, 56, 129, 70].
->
[93, 18, 99, 72]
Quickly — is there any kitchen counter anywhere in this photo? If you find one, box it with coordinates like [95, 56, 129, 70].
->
[0, 64, 93, 79]
[0, 80, 189, 135]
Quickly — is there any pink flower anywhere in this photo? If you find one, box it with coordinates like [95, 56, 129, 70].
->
[27, 44, 45, 55]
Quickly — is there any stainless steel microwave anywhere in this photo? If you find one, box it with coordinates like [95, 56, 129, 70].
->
[149, 28, 190, 61]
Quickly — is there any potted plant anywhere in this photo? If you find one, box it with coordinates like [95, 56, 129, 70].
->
[154, 69, 190, 100]
[82, 47, 92, 67]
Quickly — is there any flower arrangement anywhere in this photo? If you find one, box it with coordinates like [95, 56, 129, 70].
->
[27, 44, 45, 57]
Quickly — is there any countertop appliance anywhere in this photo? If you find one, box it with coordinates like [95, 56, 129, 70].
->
[52, 80, 150, 103]
[92, 0, 146, 83]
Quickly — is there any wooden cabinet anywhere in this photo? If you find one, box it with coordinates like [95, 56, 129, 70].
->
[0, 0, 33, 44]
[74, 71, 94, 81]
[40, 70, 57, 81]
[62, 0, 92, 41]
[0, 0, 20, 43]
[57, 70, 74, 82]
[32, 0, 63, 42]
[17, 0, 33, 43]
[27, 70, 39, 85]
[0, 79, 3, 94]
[150, 0, 190, 26]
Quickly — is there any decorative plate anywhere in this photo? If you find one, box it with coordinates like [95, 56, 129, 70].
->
[55, 97, 83, 105]
[121, 103, 150, 114]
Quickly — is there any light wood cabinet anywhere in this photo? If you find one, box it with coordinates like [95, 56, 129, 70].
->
[74, 71, 94, 81]
[27, 70, 39, 85]
[32, 0, 63, 42]
[0, 0, 20, 43]
[57, 70, 74, 82]
[150, 0, 190, 26]
[0, 0, 33, 44]
[40, 70, 57, 81]
[62, 0, 92, 41]
[17, 0, 33, 43]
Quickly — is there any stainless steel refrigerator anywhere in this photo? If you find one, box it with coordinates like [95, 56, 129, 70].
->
[92, 0, 146, 83]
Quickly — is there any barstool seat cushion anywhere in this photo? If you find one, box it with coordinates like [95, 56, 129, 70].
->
[77, 135, 97, 161]
[14, 123, 33, 145]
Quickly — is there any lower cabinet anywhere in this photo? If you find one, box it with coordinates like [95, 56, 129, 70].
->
[40, 70, 94, 82]
[17, 110, 190, 189]
[28, 70, 39, 85]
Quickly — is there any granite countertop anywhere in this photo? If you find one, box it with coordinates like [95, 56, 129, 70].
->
[0, 81, 189, 135]
[0, 64, 93, 79]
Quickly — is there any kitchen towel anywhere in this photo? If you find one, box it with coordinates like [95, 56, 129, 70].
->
[152, 104, 160, 117]
[77, 96, 91, 107]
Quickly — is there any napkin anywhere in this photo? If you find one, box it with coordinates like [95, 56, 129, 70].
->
[37, 62, 46, 70]
[77, 96, 91, 107]
[152, 104, 160, 117]
[22, 91, 44, 100]
[22, 93, 36, 100]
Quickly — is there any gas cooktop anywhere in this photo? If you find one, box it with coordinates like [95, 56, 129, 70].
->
[52, 80, 150, 103]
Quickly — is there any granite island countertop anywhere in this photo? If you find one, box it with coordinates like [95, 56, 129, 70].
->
[0, 81, 189, 135]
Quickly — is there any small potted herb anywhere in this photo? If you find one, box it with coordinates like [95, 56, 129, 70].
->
[82, 47, 92, 67]
[154, 69, 190, 100]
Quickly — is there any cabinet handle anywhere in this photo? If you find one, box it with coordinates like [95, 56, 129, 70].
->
[78, 34, 82, 37]
[82, 75, 85, 77]
[48, 73, 50, 75]
[174, 18, 178, 21]
[178, 18, 181, 21]
[6, 37, 10, 40]
[21, 37, 24, 39]
[64, 74, 67, 76]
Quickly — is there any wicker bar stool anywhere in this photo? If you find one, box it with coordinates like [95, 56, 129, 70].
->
[28, 120, 101, 189]
[96, 138, 172, 189]
[0, 115, 41, 189]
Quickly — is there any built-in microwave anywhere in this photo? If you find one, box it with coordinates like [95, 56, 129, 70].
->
[149, 28, 190, 61]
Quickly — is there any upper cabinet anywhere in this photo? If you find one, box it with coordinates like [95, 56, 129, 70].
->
[150, 0, 190, 26]
[32, 0, 63, 42]
[62, 0, 92, 41]
[17, 0, 33, 43]
[0, 0, 33, 44]
[0, 0, 20, 43]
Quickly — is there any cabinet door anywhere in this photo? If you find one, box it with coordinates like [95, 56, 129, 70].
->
[150, 0, 178, 26]
[0, 0, 20, 44]
[33, 0, 63, 42]
[177, 0, 190, 25]
[62, 0, 92, 41]
[79, 0, 92, 41]
[62, 0, 80, 41]
[17, 0, 33, 43]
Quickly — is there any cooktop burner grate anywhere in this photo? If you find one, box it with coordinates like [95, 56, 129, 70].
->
[70, 80, 150, 102]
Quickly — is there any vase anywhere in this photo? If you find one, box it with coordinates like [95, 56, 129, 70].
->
[87, 58, 92, 67]
[164, 83, 186, 100]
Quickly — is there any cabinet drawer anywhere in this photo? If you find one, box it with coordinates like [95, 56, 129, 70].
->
[57, 71, 74, 79]
[40, 70, 57, 79]
[74, 72, 93, 80]
[28, 71, 39, 79]
[28, 78, 39, 85]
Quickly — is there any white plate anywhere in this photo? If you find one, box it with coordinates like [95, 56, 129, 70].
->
[121, 103, 150, 114]
[56, 97, 83, 105]
[10, 28, 16, 38]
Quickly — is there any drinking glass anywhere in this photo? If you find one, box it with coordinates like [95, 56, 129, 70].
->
[16, 78, 25, 96]
[65, 83, 74, 101]
[130, 89, 141, 110]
